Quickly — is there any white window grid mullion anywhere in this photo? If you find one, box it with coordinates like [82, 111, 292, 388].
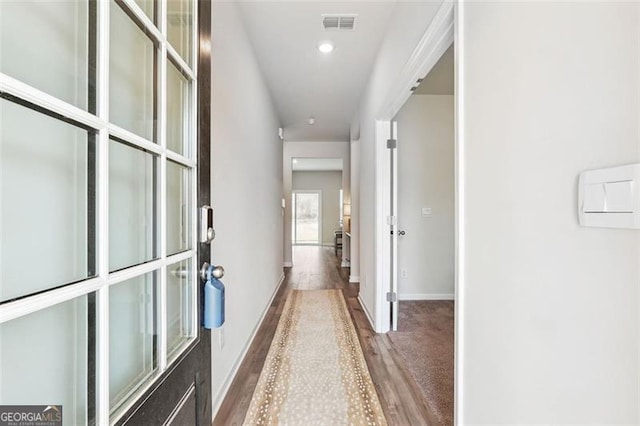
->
[167, 250, 196, 265]
[192, 0, 199, 80]
[96, 0, 111, 423]
[158, 20, 169, 370]
[0, 73, 105, 131]
[190, 72, 198, 167]
[117, 0, 195, 82]
[0, 248, 194, 327]
[108, 124, 163, 156]
[107, 260, 158, 287]
[166, 150, 196, 168]
[186, 0, 198, 343]
[0, 277, 104, 325]
[189, 5, 199, 337]
[166, 45, 196, 81]
[159, 0, 167, 36]
[191, 8, 199, 162]
[190, 255, 198, 339]
[160, 261, 168, 362]
[118, 0, 163, 45]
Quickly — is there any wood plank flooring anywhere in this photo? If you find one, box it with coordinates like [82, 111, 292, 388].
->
[213, 246, 437, 425]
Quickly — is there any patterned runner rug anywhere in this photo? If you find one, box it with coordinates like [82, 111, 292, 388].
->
[244, 289, 387, 425]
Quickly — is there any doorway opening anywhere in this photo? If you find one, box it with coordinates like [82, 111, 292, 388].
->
[292, 191, 322, 245]
[386, 41, 455, 425]
[372, 0, 456, 423]
[289, 157, 345, 258]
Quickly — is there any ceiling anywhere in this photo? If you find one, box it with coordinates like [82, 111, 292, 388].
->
[414, 43, 454, 95]
[237, 1, 396, 142]
[292, 158, 343, 171]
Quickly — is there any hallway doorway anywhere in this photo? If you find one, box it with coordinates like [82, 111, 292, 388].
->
[381, 40, 456, 425]
[292, 191, 322, 245]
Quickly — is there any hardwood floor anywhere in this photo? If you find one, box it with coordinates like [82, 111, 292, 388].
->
[213, 246, 437, 425]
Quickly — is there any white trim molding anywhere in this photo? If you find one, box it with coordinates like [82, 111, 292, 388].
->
[283, 262, 293, 268]
[349, 275, 360, 283]
[377, 0, 454, 121]
[211, 272, 286, 419]
[357, 296, 376, 332]
[399, 293, 455, 301]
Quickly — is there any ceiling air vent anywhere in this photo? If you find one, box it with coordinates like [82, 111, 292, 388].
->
[321, 14, 357, 31]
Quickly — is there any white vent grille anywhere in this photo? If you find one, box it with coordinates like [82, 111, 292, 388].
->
[321, 14, 357, 31]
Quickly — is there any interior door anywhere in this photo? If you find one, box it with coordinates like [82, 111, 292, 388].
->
[0, 0, 212, 424]
[390, 120, 399, 331]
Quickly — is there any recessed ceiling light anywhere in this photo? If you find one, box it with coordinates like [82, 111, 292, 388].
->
[317, 41, 334, 54]
[308, 117, 316, 125]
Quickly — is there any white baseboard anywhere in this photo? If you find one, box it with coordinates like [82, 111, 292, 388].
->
[283, 261, 293, 267]
[211, 272, 285, 419]
[357, 295, 376, 331]
[399, 293, 455, 301]
[349, 275, 360, 283]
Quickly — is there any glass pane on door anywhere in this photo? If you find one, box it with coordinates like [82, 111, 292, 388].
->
[294, 192, 320, 244]
[166, 60, 191, 157]
[109, 139, 157, 271]
[166, 258, 194, 357]
[0, 0, 92, 111]
[167, 0, 193, 66]
[0, 98, 95, 302]
[133, 0, 155, 24]
[0, 295, 92, 426]
[110, 1, 156, 141]
[167, 161, 192, 255]
[109, 273, 157, 413]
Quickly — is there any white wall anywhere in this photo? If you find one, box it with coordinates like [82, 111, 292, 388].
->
[293, 171, 343, 246]
[211, 1, 284, 415]
[283, 141, 349, 266]
[459, 1, 640, 423]
[353, 1, 443, 326]
[395, 94, 454, 300]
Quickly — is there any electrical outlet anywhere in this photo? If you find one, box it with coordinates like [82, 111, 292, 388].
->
[218, 328, 225, 349]
[400, 268, 408, 279]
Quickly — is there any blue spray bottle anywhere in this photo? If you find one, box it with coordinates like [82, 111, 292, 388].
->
[203, 264, 225, 329]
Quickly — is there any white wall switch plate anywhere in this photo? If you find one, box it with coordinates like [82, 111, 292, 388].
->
[578, 163, 640, 229]
[422, 207, 432, 217]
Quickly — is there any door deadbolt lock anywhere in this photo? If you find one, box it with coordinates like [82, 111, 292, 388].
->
[200, 206, 215, 243]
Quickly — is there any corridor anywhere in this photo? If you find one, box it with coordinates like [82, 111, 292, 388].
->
[213, 246, 441, 425]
